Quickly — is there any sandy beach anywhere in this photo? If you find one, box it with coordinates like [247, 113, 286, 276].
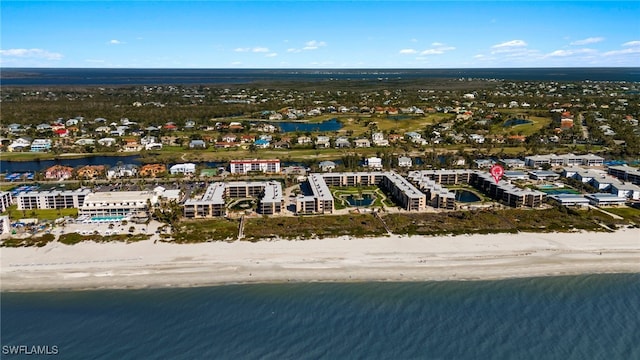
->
[2, 229, 639, 291]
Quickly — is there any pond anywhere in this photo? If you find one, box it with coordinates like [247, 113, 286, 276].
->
[344, 193, 375, 207]
[455, 189, 481, 203]
[503, 118, 533, 127]
[274, 118, 342, 133]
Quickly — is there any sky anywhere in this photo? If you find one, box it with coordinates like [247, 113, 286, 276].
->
[1, 1, 639, 68]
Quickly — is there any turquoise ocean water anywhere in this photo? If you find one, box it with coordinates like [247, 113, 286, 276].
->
[2, 274, 639, 359]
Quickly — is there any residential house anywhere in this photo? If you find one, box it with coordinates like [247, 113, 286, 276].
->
[405, 132, 422, 142]
[298, 136, 312, 145]
[36, 123, 52, 132]
[315, 135, 331, 148]
[365, 157, 383, 170]
[145, 143, 163, 150]
[98, 138, 117, 147]
[189, 140, 207, 149]
[170, 163, 196, 175]
[139, 164, 167, 178]
[254, 139, 271, 149]
[7, 124, 24, 134]
[319, 161, 336, 172]
[334, 137, 351, 148]
[7, 138, 31, 152]
[107, 164, 139, 179]
[222, 134, 238, 143]
[469, 134, 485, 144]
[273, 140, 290, 149]
[184, 120, 196, 130]
[75, 138, 95, 146]
[95, 126, 111, 134]
[123, 138, 141, 152]
[240, 135, 256, 143]
[354, 138, 371, 148]
[163, 122, 178, 131]
[388, 134, 403, 143]
[30, 139, 52, 152]
[76, 165, 105, 180]
[54, 128, 69, 137]
[398, 156, 412, 168]
[45, 165, 74, 180]
[372, 132, 389, 146]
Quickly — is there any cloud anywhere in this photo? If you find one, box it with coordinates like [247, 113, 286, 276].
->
[420, 43, 455, 55]
[622, 40, 640, 47]
[0, 48, 63, 60]
[492, 40, 527, 49]
[108, 39, 123, 45]
[234, 47, 270, 53]
[266, 52, 278, 57]
[490, 40, 530, 55]
[570, 37, 604, 45]
[287, 40, 327, 53]
[545, 48, 596, 57]
[603, 40, 640, 56]
[399, 49, 417, 54]
[603, 47, 640, 56]
[303, 40, 327, 50]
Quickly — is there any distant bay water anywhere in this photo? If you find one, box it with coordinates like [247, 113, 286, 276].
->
[2, 67, 639, 86]
[2, 274, 639, 359]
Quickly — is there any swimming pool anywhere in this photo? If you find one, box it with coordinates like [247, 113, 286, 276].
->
[90, 216, 127, 222]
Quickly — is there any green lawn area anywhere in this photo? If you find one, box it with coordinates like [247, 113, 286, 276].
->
[601, 206, 640, 223]
[4, 205, 78, 220]
[489, 115, 552, 137]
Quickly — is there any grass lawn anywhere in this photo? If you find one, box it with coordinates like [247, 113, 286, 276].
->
[490, 115, 552, 137]
[5, 205, 78, 220]
[600, 206, 640, 223]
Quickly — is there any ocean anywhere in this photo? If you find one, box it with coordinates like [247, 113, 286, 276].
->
[2, 274, 639, 359]
[2, 67, 639, 86]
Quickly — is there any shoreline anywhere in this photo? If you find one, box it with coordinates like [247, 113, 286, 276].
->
[2, 229, 639, 292]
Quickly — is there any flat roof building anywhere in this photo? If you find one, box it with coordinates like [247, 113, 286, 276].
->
[16, 189, 91, 210]
[608, 165, 640, 185]
[0, 191, 13, 213]
[584, 193, 627, 206]
[184, 181, 284, 218]
[547, 194, 590, 207]
[297, 171, 426, 214]
[230, 159, 280, 174]
[80, 191, 158, 217]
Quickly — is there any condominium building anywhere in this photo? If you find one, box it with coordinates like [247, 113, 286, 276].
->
[230, 159, 280, 174]
[524, 153, 604, 168]
[183, 181, 284, 218]
[470, 172, 545, 207]
[296, 171, 426, 214]
[0, 191, 13, 213]
[16, 189, 91, 210]
[607, 165, 640, 185]
[79, 191, 158, 217]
